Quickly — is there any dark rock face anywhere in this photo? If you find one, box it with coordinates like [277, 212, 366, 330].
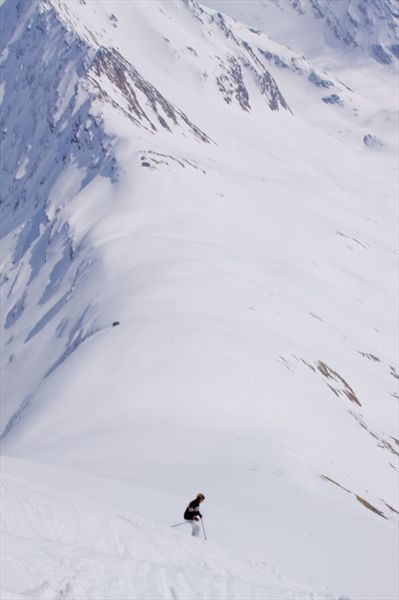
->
[363, 134, 383, 148]
[322, 94, 344, 106]
[370, 43, 392, 64]
[216, 56, 251, 111]
[87, 48, 211, 143]
[258, 48, 290, 70]
[390, 44, 399, 58]
[308, 71, 333, 89]
[210, 11, 290, 113]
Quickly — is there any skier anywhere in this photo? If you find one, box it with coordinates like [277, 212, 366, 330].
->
[184, 493, 205, 537]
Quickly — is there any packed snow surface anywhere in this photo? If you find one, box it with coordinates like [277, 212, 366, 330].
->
[0, 0, 398, 599]
[1, 457, 346, 600]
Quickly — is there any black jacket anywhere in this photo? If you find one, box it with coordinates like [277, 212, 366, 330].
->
[184, 498, 202, 520]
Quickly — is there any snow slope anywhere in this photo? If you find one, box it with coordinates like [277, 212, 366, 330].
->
[202, 0, 399, 66]
[1, 456, 346, 600]
[1, 0, 398, 598]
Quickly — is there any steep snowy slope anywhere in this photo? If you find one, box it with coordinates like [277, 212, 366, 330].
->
[1, 1, 398, 599]
[202, 0, 398, 142]
[203, 0, 399, 65]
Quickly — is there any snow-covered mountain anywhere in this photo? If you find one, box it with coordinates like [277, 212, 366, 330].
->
[1, 1, 398, 599]
[203, 0, 399, 65]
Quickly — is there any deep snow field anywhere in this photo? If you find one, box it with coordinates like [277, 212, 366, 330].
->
[0, 1, 398, 599]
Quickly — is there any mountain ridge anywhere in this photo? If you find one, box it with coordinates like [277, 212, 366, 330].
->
[202, 0, 399, 65]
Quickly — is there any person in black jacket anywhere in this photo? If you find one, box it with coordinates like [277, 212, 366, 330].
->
[184, 493, 205, 536]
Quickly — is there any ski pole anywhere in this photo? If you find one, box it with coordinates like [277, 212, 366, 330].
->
[201, 518, 207, 541]
[171, 522, 188, 528]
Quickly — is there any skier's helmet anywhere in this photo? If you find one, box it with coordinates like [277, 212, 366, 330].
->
[197, 493, 205, 501]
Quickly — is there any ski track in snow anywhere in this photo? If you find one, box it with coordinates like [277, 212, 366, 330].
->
[0, 466, 342, 600]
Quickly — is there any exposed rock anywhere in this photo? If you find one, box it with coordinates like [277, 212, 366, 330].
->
[87, 47, 211, 143]
[359, 352, 381, 362]
[308, 70, 333, 88]
[322, 94, 344, 106]
[363, 134, 383, 148]
[316, 361, 361, 406]
[370, 43, 392, 64]
[320, 474, 351, 493]
[356, 495, 387, 519]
